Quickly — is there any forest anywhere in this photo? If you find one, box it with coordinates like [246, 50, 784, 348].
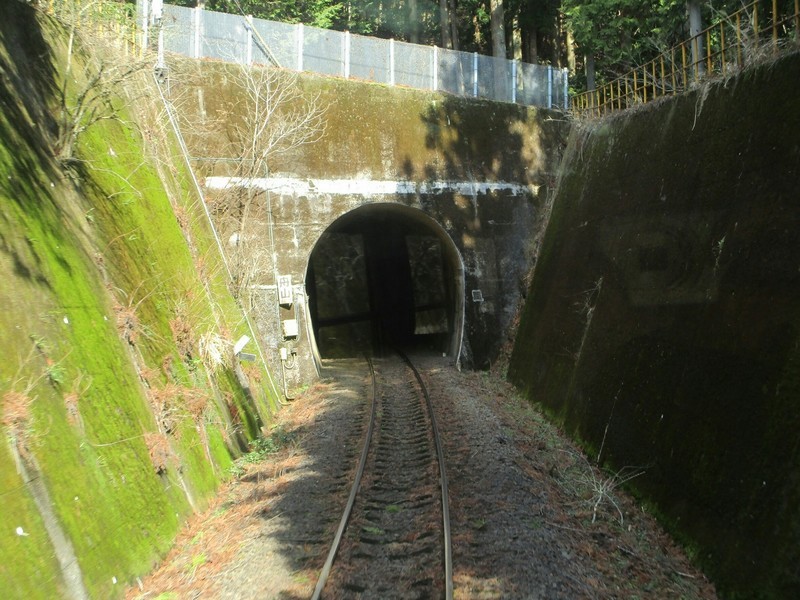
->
[164, 1, 799, 90]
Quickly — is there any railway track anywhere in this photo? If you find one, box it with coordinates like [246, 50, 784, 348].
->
[312, 353, 453, 600]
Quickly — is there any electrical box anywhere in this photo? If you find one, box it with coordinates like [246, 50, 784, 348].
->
[277, 275, 293, 306]
[282, 319, 299, 338]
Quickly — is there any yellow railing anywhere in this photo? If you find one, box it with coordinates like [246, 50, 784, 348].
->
[39, 0, 140, 57]
[572, 0, 800, 117]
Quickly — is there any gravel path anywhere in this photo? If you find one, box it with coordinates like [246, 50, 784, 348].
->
[127, 355, 717, 599]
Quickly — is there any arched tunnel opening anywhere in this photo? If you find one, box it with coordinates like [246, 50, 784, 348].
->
[305, 204, 464, 360]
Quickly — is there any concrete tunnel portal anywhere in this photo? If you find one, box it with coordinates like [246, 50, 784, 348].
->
[305, 203, 464, 361]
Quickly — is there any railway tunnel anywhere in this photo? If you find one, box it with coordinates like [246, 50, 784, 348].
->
[305, 203, 464, 360]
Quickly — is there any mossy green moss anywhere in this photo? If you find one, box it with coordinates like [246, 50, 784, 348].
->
[0, 441, 65, 599]
[1, 5, 280, 597]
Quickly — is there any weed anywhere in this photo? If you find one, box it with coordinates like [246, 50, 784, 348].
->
[556, 449, 645, 526]
[113, 299, 140, 345]
[228, 462, 246, 479]
[46, 363, 68, 386]
[63, 391, 81, 429]
[190, 531, 205, 546]
[471, 518, 487, 530]
[29, 334, 48, 352]
[169, 315, 195, 364]
[713, 235, 726, 272]
[189, 552, 207, 570]
[144, 431, 174, 474]
[228, 426, 297, 476]
[198, 331, 230, 374]
[526, 517, 543, 530]
[292, 572, 311, 585]
[184, 387, 209, 422]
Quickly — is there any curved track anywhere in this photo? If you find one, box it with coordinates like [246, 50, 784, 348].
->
[312, 353, 453, 599]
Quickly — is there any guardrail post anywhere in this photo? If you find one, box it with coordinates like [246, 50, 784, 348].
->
[345, 31, 351, 79]
[796, 0, 800, 43]
[772, 0, 779, 49]
[297, 23, 304, 71]
[157, 27, 165, 71]
[246, 15, 253, 65]
[193, 5, 202, 59]
[142, 0, 149, 48]
[547, 66, 553, 109]
[473, 52, 478, 97]
[432, 46, 438, 91]
[389, 38, 395, 85]
[511, 60, 517, 103]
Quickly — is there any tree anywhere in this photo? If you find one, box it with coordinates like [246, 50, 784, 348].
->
[687, 0, 704, 77]
[54, 0, 150, 165]
[562, 0, 685, 88]
[489, 0, 507, 58]
[181, 64, 326, 301]
[506, 0, 562, 64]
[440, 0, 454, 48]
[205, 0, 344, 29]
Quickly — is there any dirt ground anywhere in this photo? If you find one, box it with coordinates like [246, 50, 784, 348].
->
[126, 356, 717, 599]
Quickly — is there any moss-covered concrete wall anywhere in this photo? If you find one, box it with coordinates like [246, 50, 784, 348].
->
[0, 5, 278, 597]
[508, 52, 800, 598]
[169, 60, 568, 373]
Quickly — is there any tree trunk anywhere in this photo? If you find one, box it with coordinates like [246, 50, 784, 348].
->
[687, 0, 704, 78]
[566, 26, 576, 74]
[522, 23, 538, 64]
[409, 0, 419, 44]
[448, 0, 459, 51]
[511, 15, 522, 60]
[489, 0, 507, 99]
[473, 13, 483, 48]
[586, 53, 596, 92]
[490, 0, 506, 58]
[440, 0, 453, 48]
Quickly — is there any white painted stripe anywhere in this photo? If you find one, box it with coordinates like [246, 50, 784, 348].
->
[204, 176, 537, 197]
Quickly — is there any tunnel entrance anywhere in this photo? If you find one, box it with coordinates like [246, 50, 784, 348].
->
[305, 204, 464, 360]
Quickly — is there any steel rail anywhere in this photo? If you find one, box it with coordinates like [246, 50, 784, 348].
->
[311, 353, 453, 599]
[311, 357, 377, 600]
[397, 350, 454, 600]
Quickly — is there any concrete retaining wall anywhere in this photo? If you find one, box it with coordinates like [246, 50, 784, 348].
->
[509, 51, 800, 598]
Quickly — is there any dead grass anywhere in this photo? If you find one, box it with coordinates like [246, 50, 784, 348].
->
[144, 431, 174, 474]
[1, 390, 34, 433]
[113, 299, 140, 345]
[124, 381, 334, 599]
[169, 315, 195, 363]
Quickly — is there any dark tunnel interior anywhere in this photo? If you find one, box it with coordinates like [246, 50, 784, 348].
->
[306, 204, 462, 359]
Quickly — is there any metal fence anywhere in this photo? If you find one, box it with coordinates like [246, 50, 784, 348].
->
[138, 1, 568, 110]
[572, 0, 800, 117]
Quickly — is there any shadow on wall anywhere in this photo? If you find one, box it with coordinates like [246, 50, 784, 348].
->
[402, 95, 568, 368]
[0, 2, 60, 204]
[508, 51, 800, 598]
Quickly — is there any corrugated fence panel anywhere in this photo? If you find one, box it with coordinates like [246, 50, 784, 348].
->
[202, 9, 248, 62]
[438, 48, 472, 97]
[518, 62, 549, 107]
[350, 34, 390, 83]
[253, 19, 296, 67]
[394, 40, 432, 90]
[303, 26, 344, 77]
[146, 3, 567, 108]
[161, 4, 193, 57]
